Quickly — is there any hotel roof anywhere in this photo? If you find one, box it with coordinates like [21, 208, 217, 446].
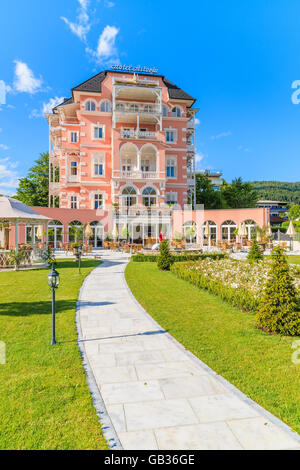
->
[53, 70, 196, 111]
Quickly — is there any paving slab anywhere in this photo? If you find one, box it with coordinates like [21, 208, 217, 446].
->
[77, 252, 300, 450]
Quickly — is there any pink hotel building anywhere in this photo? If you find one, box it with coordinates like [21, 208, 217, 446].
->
[11, 68, 269, 249]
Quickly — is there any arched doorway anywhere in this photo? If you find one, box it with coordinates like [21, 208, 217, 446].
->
[48, 220, 64, 249]
[183, 221, 197, 244]
[142, 187, 157, 206]
[243, 219, 257, 240]
[90, 221, 104, 248]
[68, 220, 84, 243]
[121, 186, 137, 207]
[221, 220, 237, 242]
[202, 221, 217, 246]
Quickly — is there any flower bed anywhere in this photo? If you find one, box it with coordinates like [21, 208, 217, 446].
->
[171, 258, 300, 313]
[132, 253, 226, 263]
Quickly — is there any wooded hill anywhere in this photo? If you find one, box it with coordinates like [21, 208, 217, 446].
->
[251, 181, 300, 205]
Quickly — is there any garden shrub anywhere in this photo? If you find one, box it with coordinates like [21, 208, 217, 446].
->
[256, 247, 300, 335]
[157, 240, 172, 271]
[247, 238, 263, 263]
[132, 253, 226, 263]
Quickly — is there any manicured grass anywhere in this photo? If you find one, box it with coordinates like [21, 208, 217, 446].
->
[0, 259, 108, 450]
[126, 261, 300, 434]
[287, 255, 300, 265]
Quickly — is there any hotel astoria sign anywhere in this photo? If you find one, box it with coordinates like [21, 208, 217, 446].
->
[111, 64, 158, 74]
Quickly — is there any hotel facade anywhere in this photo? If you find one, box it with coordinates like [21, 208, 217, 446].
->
[2, 69, 269, 250]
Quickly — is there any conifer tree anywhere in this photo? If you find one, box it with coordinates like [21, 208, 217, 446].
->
[157, 240, 172, 271]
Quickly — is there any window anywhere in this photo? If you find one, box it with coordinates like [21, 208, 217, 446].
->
[94, 194, 103, 209]
[129, 104, 139, 112]
[166, 192, 177, 205]
[85, 101, 96, 111]
[221, 220, 237, 242]
[141, 159, 150, 172]
[122, 187, 137, 206]
[166, 158, 176, 178]
[144, 104, 154, 113]
[122, 159, 131, 172]
[166, 130, 176, 143]
[93, 126, 104, 139]
[70, 132, 78, 143]
[142, 187, 157, 207]
[70, 196, 77, 209]
[162, 105, 168, 117]
[172, 106, 181, 117]
[71, 161, 78, 176]
[100, 101, 111, 112]
[116, 103, 125, 111]
[68, 220, 83, 242]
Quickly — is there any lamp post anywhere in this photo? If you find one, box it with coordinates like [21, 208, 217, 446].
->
[47, 264, 60, 346]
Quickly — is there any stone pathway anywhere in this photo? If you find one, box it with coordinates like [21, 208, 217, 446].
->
[77, 252, 300, 450]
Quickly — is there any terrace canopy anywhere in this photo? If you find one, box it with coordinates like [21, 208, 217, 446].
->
[0, 196, 50, 252]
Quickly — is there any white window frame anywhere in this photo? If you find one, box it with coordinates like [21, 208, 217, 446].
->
[70, 195, 78, 209]
[84, 100, 97, 112]
[171, 106, 182, 117]
[70, 131, 78, 143]
[165, 128, 177, 144]
[92, 124, 105, 140]
[166, 156, 177, 178]
[93, 153, 105, 177]
[94, 193, 103, 210]
[100, 100, 111, 112]
[162, 105, 169, 117]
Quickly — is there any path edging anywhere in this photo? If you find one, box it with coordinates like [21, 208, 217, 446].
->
[75, 262, 123, 450]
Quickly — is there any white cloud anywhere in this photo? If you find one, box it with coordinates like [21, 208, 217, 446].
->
[0, 158, 20, 195]
[61, 0, 91, 41]
[0, 144, 9, 150]
[237, 145, 250, 152]
[195, 118, 201, 125]
[210, 130, 232, 140]
[87, 25, 119, 64]
[13, 61, 42, 94]
[30, 96, 65, 118]
[104, 0, 115, 6]
[195, 152, 204, 165]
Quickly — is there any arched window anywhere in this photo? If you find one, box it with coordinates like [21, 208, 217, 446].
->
[142, 187, 157, 207]
[68, 220, 84, 243]
[89, 221, 104, 248]
[48, 220, 64, 249]
[162, 105, 168, 117]
[122, 187, 137, 207]
[243, 220, 257, 240]
[172, 106, 181, 117]
[100, 100, 111, 112]
[183, 221, 197, 244]
[202, 221, 217, 244]
[221, 220, 237, 242]
[85, 100, 96, 111]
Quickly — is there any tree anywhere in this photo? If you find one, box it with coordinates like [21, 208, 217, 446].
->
[221, 177, 258, 208]
[157, 240, 172, 271]
[289, 204, 300, 221]
[247, 238, 262, 263]
[256, 247, 300, 335]
[196, 174, 225, 209]
[15, 152, 49, 206]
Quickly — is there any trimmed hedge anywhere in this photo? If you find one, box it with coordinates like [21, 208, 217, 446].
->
[170, 261, 258, 313]
[132, 253, 226, 263]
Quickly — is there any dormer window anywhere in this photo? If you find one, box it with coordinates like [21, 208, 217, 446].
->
[85, 101, 96, 111]
[172, 106, 181, 117]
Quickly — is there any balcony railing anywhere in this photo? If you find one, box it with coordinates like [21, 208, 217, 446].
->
[114, 102, 161, 114]
[68, 175, 80, 183]
[121, 130, 157, 139]
[120, 170, 159, 179]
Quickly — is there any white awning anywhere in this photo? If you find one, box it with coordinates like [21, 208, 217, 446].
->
[0, 197, 50, 224]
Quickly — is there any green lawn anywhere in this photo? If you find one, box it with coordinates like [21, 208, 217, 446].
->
[287, 255, 300, 265]
[0, 259, 108, 450]
[126, 261, 300, 434]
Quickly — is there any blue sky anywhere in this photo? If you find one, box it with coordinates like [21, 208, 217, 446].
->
[1, 0, 300, 195]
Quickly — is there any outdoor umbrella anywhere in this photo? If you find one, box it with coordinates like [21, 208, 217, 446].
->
[84, 223, 93, 244]
[287, 220, 296, 251]
[204, 221, 210, 248]
[266, 223, 272, 238]
[112, 224, 118, 241]
[36, 225, 44, 241]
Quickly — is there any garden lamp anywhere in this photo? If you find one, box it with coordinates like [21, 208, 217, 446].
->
[47, 264, 60, 345]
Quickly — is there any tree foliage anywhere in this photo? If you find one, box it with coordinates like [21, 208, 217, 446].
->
[195, 174, 225, 209]
[251, 181, 300, 205]
[15, 152, 49, 206]
[221, 177, 258, 208]
[289, 204, 300, 221]
[247, 238, 262, 263]
[256, 247, 300, 335]
[157, 240, 172, 271]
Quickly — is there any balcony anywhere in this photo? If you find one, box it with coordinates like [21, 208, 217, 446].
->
[121, 130, 157, 140]
[67, 175, 80, 183]
[119, 170, 159, 180]
[114, 102, 161, 115]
